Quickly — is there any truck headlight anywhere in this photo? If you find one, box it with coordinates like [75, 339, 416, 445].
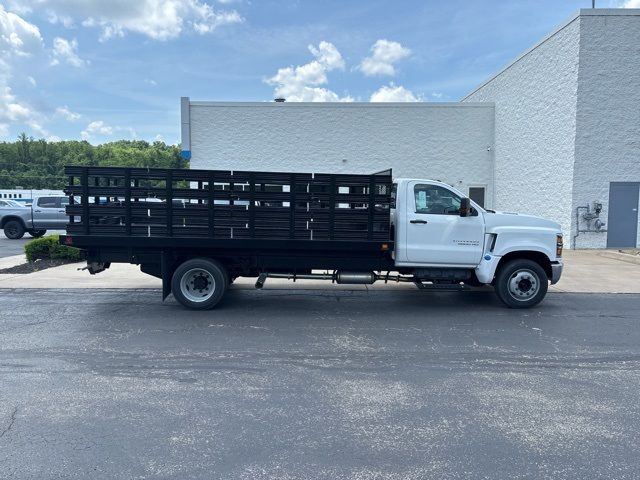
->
[556, 235, 563, 257]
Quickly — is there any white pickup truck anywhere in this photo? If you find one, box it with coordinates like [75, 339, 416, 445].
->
[62, 167, 563, 309]
[1, 195, 69, 239]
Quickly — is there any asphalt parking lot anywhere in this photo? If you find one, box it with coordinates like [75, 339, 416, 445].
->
[0, 231, 35, 258]
[1, 288, 639, 479]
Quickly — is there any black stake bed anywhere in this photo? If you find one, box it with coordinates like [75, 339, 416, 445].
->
[62, 166, 394, 256]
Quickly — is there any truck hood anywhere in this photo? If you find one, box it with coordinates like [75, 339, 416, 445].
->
[483, 211, 561, 232]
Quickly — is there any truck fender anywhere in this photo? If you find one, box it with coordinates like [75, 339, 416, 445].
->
[0, 215, 28, 229]
[475, 248, 553, 285]
[475, 255, 502, 284]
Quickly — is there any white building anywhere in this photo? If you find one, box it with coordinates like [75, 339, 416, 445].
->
[181, 8, 640, 249]
[0, 189, 64, 204]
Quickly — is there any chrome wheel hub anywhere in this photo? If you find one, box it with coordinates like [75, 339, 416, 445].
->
[180, 268, 215, 303]
[508, 269, 539, 301]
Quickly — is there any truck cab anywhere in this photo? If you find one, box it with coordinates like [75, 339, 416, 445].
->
[393, 179, 563, 307]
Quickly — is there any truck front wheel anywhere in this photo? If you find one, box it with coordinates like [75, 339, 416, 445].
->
[3, 220, 25, 239]
[171, 258, 228, 310]
[494, 259, 548, 308]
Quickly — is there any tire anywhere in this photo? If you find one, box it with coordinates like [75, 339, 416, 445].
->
[171, 258, 228, 310]
[28, 229, 47, 238]
[3, 220, 25, 239]
[494, 259, 549, 308]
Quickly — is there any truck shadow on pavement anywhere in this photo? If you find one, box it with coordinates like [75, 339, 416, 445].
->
[159, 286, 562, 320]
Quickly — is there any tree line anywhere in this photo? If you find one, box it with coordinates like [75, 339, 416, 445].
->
[0, 133, 188, 189]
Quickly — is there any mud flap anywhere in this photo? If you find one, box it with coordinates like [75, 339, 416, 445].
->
[160, 250, 173, 301]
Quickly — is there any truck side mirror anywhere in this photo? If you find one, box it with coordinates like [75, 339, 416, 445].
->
[460, 197, 471, 217]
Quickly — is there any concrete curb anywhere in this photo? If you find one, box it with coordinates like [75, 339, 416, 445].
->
[0, 254, 27, 270]
[598, 250, 640, 266]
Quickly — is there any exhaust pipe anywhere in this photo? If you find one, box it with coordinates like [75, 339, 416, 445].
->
[255, 271, 377, 288]
[335, 271, 376, 284]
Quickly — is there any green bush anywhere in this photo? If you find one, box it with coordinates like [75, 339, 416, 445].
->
[25, 235, 82, 263]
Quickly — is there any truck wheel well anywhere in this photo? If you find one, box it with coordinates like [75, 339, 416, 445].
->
[1, 216, 26, 229]
[496, 251, 552, 280]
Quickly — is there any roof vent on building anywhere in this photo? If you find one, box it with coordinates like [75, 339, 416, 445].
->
[274, 97, 286, 102]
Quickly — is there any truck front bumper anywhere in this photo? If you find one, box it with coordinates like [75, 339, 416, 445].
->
[550, 261, 563, 285]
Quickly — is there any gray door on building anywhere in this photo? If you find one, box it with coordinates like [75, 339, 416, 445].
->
[606, 182, 639, 248]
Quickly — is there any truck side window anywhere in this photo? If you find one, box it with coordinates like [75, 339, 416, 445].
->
[414, 184, 461, 215]
[37, 197, 58, 208]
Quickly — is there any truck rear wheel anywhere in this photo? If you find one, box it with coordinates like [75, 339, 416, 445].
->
[3, 220, 25, 239]
[171, 258, 228, 310]
[494, 259, 548, 308]
[29, 229, 47, 238]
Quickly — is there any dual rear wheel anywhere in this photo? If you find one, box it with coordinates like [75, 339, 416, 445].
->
[171, 258, 228, 310]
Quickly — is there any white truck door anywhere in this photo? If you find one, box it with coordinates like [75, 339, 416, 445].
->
[405, 181, 484, 265]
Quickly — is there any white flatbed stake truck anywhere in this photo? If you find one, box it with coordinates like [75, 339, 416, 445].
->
[61, 167, 563, 309]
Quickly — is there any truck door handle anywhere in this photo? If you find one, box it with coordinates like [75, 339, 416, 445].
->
[410, 219, 428, 224]
[34, 210, 41, 213]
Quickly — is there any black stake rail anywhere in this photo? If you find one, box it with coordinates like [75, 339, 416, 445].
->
[64, 166, 393, 243]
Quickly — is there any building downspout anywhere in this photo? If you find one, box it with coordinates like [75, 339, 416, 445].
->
[180, 96, 191, 161]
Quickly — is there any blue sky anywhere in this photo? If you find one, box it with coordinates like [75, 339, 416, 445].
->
[0, 0, 635, 144]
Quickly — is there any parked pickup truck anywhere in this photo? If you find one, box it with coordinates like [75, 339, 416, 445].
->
[60, 166, 563, 309]
[1, 195, 69, 239]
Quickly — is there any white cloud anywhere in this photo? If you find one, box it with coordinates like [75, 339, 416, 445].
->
[51, 37, 86, 67]
[370, 83, 420, 102]
[4, 2, 33, 16]
[56, 106, 81, 121]
[0, 4, 43, 56]
[623, 0, 640, 6]
[0, 7, 52, 139]
[47, 11, 74, 28]
[19, 0, 242, 41]
[0, 85, 32, 122]
[359, 39, 410, 77]
[265, 41, 352, 102]
[0, 88, 53, 137]
[80, 120, 137, 142]
[27, 120, 48, 137]
[81, 120, 113, 140]
[27, 75, 36, 86]
[145, 78, 158, 86]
